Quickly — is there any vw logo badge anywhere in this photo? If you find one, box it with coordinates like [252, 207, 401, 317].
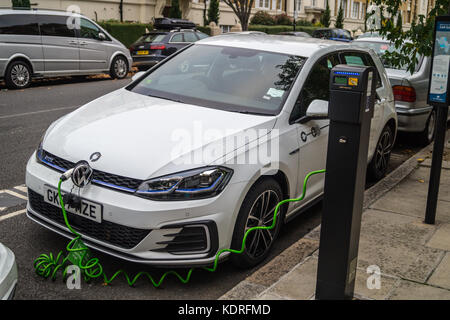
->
[71, 161, 93, 188]
[90, 152, 101, 162]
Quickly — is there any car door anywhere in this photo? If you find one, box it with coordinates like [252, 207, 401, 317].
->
[77, 18, 109, 72]
[338, 51, 387, 156]
[288, 53, 340, 209]
[38, 14, 79, 73]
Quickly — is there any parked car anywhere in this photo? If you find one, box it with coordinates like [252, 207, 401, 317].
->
[0, 243, 17, 300]
[130, 19, 208, 71]
[312, 28, 353, 42]
[26, 36, 396, 268]
[0, 8, 132, 89]
[278, 31, 312, 37]
[221, 31, 266, 35]
[353, 36, 449, 145]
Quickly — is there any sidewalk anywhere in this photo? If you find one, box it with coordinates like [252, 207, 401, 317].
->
[221, 135, 450, 300]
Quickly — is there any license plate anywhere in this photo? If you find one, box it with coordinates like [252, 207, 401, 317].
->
[44, 185, 102, 223]
[136, 50, 149, 55]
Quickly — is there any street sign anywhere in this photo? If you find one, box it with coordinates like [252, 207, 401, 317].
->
[428, 16, 450, 106]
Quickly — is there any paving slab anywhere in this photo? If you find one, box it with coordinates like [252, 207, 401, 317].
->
[388, 280, 450, 300]
[263, 256, 317, 300]
[353, 268, 399, 300]
[426, 223, 450, 251]
[428, 252, 450, 290]
[218, 281, 267, 300]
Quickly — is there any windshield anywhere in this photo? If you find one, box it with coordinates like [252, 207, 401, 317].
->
[129, 44, 306, 115]
[353, 40, 422, 71]
[136, 33, 166, 43]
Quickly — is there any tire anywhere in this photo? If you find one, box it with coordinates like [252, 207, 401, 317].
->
[110, 56, 129, 79]
[230, 178, 284, 269]
[418, 109, 436, 146]
[367, 125, 394, 182]
[5, 60, 32, 89]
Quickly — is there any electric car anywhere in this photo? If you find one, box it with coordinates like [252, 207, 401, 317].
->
[26, 35, 397, 268]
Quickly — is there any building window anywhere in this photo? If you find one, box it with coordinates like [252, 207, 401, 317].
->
[294, 0, 301, 12]
[352, 2, 360, 19]
[220, 25, 232, 33]
[257, 0, 271, 9]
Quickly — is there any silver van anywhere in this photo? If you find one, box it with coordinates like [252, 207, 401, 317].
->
[0, 9, 132, 89]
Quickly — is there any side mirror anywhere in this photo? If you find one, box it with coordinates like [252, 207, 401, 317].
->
[306, 99, 329, 119]
[98, 32, 106, 41]
[132, 71, 145, 81]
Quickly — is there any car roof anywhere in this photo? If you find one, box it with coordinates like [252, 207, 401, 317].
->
[353, 36, 388, 43]
[0, 8, 82, 17]
[197, 34, 364, 58]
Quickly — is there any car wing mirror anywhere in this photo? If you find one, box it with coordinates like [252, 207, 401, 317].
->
[306, 99, 329, 119]
[132, 71, 145, 81]
[98, 32, 107, 41]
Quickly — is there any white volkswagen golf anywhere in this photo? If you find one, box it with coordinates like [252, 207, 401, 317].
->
[26, 35, 397, 268]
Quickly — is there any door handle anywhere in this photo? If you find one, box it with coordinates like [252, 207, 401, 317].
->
[68, 40, 78, 45]
[79, 41, 88, 46]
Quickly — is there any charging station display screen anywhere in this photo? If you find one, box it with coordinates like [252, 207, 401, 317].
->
[334, 76, 348, 85]
[429, 20, 450, 103]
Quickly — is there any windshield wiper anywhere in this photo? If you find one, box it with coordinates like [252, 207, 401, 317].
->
[236, 110, 273, 116]
[148, 94, 184, 104]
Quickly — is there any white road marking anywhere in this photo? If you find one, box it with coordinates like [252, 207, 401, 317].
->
[0, 105, 79, 120]
[0, 209, 26, 222]
[14, 185, 28, 194]
[4, 190, 28, 201]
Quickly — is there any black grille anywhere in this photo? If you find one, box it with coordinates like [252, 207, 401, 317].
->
[156, 226, 208, 253]
[28, 189, 150, 249]
[41, 151, 142, 192]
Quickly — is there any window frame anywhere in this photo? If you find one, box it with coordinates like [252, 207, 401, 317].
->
[169, 32, 185, 43]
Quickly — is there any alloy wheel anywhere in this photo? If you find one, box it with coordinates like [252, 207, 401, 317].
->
[244, 190, 280, 259]
[11, 64, 30, 87]
[374, 129, 392, 174]
[114, 58, 127, 78]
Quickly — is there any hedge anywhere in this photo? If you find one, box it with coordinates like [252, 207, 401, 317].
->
[249, 25, 319, 35]
[98, 22, 153, 48]
[196, 26, 211, 35]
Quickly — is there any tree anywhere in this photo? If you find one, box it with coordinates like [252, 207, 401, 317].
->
[169, 0, 182, 19]
[11, 0, 30, 8]
[320, 0, 331, 27]
[369, 0, 450, 73]
[335, 4, 344, 29]
[222, 0, 255, 31]
[208, 0, 220, 25]
[396, 11, 402, 30]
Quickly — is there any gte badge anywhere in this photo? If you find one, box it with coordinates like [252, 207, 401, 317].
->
[348, 77, 358, 86]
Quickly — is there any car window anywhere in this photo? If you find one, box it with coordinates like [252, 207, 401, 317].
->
[290, 54, 339, 123]
[130, 44, 306, 115]
[0, 14, 39, 35]
[138, 33, 166, 43]
[170, 33, 183, 42]
[340, 51, 382, 88]
[183, 32, 198, 42]
[197, 32, 209, 39]
[39, 15, 75, 38]
[79, 18, 102, 40]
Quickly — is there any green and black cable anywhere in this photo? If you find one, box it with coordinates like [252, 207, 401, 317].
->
[33, 169, 325, 287]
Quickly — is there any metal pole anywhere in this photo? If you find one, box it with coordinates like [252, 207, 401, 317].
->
[425, 105, 449, 224]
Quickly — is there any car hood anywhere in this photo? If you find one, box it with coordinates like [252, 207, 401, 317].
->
[43, 89, 277, 180]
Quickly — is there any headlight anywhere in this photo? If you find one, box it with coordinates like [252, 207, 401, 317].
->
[136, 166, 233, 200]
[36, 135, 44, 163]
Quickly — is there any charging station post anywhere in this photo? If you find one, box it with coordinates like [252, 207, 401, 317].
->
[315, 65, 376, 299]
[425, 15, 450, 225]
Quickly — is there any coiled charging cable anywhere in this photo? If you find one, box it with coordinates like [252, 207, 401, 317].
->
[33, 169, 325, 287]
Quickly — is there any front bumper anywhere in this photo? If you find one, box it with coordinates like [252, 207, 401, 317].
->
[26, 153, 245, 266]
[396, 105, 432, 133]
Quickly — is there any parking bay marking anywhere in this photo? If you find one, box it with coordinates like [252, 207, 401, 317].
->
[0, 209, 26, 222]
[0, 106, 79, 120]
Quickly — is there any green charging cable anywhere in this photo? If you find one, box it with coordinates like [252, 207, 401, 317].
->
[33, 169, 325, 287]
